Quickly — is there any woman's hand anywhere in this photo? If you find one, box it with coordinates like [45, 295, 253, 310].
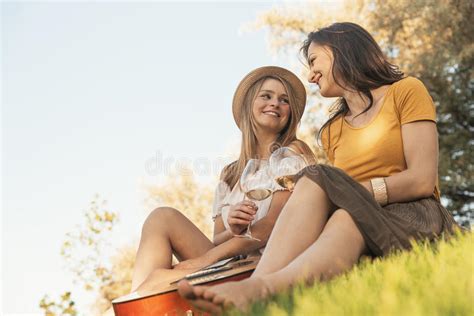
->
[173, 253, 215, 270]
[227, 201, 258, 235]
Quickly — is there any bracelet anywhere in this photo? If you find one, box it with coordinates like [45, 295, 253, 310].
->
[370, 177, 388, 206]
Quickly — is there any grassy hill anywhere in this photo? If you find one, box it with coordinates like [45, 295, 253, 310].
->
[232, 231, 473, 316]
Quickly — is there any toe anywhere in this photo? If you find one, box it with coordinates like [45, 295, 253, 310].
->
[189, 298, 223, 315]
[193, 285, 207, 298]
[224, 298, 236, 309]
[212, 294, 226, 305]
[203, 289, 217, 300]
[177, 280, 196, 300]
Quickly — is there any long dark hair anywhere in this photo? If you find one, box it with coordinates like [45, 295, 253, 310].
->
[300, 22, 404, 149]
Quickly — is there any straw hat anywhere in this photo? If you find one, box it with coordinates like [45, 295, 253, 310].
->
[232, 66, 307, 128]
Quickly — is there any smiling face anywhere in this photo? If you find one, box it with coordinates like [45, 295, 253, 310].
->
[251, 78, 291, 134]
[307, 43, 345, 97]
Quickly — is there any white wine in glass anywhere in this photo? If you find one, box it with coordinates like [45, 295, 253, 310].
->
[245, 188, 272, 200]
[275, 174, 299, 191]
[270, 147, 308, 192]
[238, 159, 272, 241]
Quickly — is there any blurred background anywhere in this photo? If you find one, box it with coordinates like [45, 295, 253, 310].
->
[2, 0, 472, 315]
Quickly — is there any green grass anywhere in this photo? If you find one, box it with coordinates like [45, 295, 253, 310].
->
[231, 231, 473, 316]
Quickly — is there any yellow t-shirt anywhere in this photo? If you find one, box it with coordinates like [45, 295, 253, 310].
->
[321, 76, 440, 200]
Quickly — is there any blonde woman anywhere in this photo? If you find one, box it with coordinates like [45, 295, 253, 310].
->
[130, 66, 315, 293]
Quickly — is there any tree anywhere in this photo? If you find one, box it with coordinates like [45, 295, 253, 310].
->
[39, 194, 121, 315]
[95, 245, 135, 313]
[367, 0, 473, 224]
[250, 0, 473, 225]
[40, 171, 215, 315]
[39, 292, 77, 316]
[142, 167, 215, 238]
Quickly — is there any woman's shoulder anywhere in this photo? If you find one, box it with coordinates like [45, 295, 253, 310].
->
[391, 76, 428, 96]
[288, 139, 317, 164]
[390, 76, 436, 123]
[394, 76, 422, 85]
[321, 114, 343, 138]
[288, 140, 306, 154]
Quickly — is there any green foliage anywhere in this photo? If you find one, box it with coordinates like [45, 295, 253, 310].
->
[231, 231, 473, 316]
[40, 171, 215, 315]
[95, 246, 135, 314]
[39, 292, 77, 316]
[40, 194, 123, 315]
[367, 0, 474, 224]
[60, 194, 119, 293]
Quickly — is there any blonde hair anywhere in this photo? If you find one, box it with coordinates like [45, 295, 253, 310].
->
[222, 76, 316, 189]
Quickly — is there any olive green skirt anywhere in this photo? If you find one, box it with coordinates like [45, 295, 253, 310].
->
[295, 164, 460, 257]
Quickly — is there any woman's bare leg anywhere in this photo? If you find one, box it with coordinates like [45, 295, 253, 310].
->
[260, 209, 368, 293]
[178, 209, 368, 312]
[131, 206, 214, 291]
[254, 176, 336, 276]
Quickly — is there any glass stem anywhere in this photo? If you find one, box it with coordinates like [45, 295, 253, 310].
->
[246, 223, 252, 236]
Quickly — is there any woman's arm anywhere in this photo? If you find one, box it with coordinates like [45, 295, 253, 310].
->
[213, 216, 233, 245]
[207, 190, 291, 261]
[175, 191, 290, 269]
[209, 141, 308, 258]
[360, 120, 438, 203]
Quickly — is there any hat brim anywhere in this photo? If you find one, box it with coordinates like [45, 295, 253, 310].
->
[232, 66, 307, 129]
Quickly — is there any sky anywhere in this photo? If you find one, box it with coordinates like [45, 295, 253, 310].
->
[1, 1, 317, 314]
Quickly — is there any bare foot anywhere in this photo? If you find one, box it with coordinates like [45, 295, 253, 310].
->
[177, 280, 223, 314]
[178, 277, 272, 314]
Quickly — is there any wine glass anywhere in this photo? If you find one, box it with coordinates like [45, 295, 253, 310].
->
[237, 159, 273, 241]
[269, 147, 309, 191]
